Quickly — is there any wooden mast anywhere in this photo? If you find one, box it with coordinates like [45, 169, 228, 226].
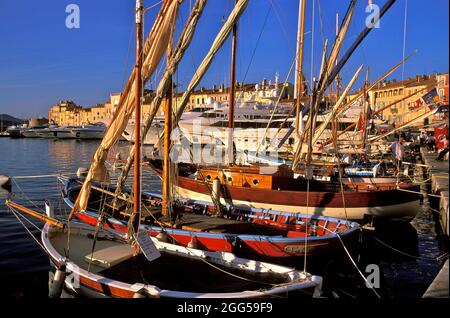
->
[361, 66, 370, 150]
[227, 0, 238, 165]
[294, 0, 306, 136]
[132, 0, 144, 234]
[331, 12, 340, 151]
[162, 22, 174, 217]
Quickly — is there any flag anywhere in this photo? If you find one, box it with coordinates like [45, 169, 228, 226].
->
[422, 88, 439, 106]
[434, 125, 449, 149]
[414, 99, 422, 108]
[356, 114, 364, 131]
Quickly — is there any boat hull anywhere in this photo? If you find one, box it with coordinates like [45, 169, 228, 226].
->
[43, 223, 323, 298]
[61, 178, 359, 259]
[71, 130, 104, 139]
[175, 176, 421, 221]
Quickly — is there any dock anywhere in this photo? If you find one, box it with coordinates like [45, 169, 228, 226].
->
[420, 147, 449, 237]
[420, 147, 449, 298]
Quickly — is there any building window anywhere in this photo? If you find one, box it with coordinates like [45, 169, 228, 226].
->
[399, 89, 403, 95]
[394, 89, 398, 96]
[440, 89, 445, 99]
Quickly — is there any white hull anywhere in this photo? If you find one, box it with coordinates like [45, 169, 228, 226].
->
[21, 130, 39, 138]
[122, 124, 163, 145]
[52, 130, 76, 139]
[42, 223, 322, 298]
[71, 130, 104, 140]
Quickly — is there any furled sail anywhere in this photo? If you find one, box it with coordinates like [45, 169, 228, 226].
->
[114, 0, 248, 193]
[69, 0, 180, 218]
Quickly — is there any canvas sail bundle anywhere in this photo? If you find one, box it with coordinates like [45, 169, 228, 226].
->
[69, 0, 180, 217]
[114, 0, 248, 193]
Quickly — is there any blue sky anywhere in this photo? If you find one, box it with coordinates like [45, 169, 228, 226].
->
[0, 0, 448, 118]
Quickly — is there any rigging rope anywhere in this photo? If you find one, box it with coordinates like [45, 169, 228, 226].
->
[401, 0, 408, 82]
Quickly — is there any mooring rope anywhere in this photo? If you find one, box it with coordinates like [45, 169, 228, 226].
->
[8, 207, 50, 256]
[10, 173, 71, 179]
[317, 223, 381, 298]
[374, 237, 448, 262]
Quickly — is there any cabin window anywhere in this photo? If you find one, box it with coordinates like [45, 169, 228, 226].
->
[252, 178, 259, 186]
[227, 176, 233, 183]
[206, 175, 212, 181]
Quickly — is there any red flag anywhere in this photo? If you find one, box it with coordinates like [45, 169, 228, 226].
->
[434, 125, 448, 149]
[414, 99, 422, 108]
[356, 114, 364, 130]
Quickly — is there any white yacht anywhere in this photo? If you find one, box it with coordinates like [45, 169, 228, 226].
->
[50, 126, 76, 139]
[21, 125, 49, 138]
[123, 102, 295, 153]
[70, 123, 106, 140]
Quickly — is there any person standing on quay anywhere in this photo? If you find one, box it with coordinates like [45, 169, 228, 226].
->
[390, 134, 405, 172]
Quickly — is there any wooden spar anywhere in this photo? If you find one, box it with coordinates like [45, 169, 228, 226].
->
[317, 0, 355, 95]
[67, 1, 172, 222]
[325, 0, 397, 89]
[113, 0, 206, 196]
[318, 40, 329, 83]
[333, 51, 416, 119]
[369, 106, 439, 142]
[312, 64, 363, 146]
[227, 0, 238, 165]
[325, 86, 429, 145]
[292, 1, 355, 169]
[162, 25, 174, 217]
[73, 179, 133, 204]
[294, 0, 306, 136]
[361, 67, 370, 150]
[307, 40, 329, 165]
[6, 200, 65, 229]
[132, 0, 144, 234]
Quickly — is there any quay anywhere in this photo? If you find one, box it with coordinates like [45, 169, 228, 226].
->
[421, 147, 449, 298]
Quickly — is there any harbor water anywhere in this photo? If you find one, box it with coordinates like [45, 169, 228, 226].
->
[0, 138, 447, 298]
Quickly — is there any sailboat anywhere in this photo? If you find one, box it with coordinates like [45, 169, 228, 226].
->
[139, 0, 422, 221]
[7, 0, 324, 298]
[60, 0, 359, 260]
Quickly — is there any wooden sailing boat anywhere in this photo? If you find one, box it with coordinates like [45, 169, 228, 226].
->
[6, 0, 324, 298]
[141, 0, 421, 221]
[60, 0, 358, 260]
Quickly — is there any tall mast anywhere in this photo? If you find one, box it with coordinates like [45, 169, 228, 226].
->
[227, 0, 238, 165]
[361, 66, 370, 150]
[294, 0, 307, 136]
[162, 24, 174, 217]
[132, 0, 144, 234]
[332, 13, 340, 151]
